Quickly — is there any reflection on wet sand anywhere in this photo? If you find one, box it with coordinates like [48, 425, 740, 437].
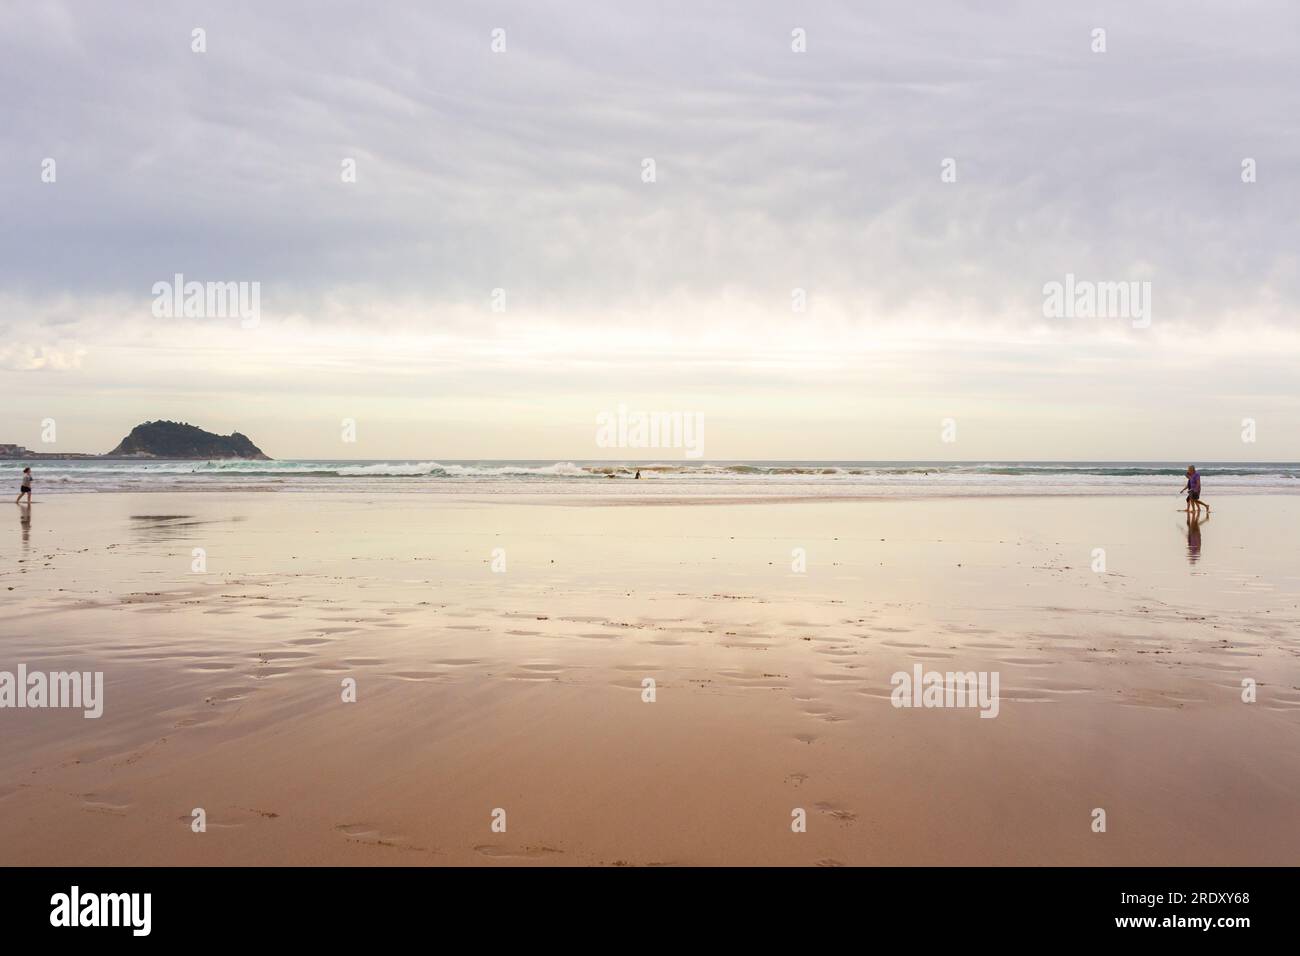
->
[3, 491, 1298, 866]
[127, 514, 211, 543]
[1183, 512, 1206, 564]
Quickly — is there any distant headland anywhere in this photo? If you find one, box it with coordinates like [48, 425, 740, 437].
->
[0, 421, 271, 460]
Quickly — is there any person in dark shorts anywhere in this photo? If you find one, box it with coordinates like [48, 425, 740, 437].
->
[1179, 465, 1208, 517]
[16, 466, 32, 504]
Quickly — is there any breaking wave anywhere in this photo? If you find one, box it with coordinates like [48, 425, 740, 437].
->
[4, 459, 1297, 494]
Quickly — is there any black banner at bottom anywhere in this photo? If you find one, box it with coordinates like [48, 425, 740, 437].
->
[0, 866, 1284, 941]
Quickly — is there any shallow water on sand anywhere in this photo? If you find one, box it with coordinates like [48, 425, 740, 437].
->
[2, 493, 1298, 864]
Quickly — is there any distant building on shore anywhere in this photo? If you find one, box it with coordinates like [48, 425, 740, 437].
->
[0, 444, 29, 458]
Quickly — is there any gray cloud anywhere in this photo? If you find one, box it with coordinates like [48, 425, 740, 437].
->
[2, 0, 1297, 334]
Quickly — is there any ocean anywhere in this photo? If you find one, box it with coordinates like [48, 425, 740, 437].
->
[4, 460, 1298, 496]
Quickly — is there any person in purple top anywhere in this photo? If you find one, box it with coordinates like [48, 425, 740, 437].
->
[1180, 465, 1209, 517]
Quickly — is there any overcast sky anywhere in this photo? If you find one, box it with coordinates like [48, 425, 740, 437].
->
[2, 0, 1298, 459]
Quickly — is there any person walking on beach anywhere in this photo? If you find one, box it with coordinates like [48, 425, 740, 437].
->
[1179, 465, 1208, 517]
[15, 467, 32, 504]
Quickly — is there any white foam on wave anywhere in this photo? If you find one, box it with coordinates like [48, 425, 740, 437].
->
[6, 458, 1298, 494]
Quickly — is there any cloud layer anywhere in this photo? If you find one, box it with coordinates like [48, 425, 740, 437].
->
[2, 1, 1297, 457]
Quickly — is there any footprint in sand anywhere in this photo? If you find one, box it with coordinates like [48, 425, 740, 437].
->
[176, 813, 244, 829]
[246, 665, 295, 680]
[473, 844, 563, 860]
[253, 650, 315, 662]
[80, 793, 132, 815]
[814, 802, 857, 822]
[609, 859, 681, 867]
[205, 685, 254, 704]
[177, 807, 277, 830]
[812, 672, 865, 684]
[335, 823, 428, 852]
[612, 677, 657, 690]
[386, 670, 444, 682]
[172, 712, 222, 728]
[509, 663, 565, 681]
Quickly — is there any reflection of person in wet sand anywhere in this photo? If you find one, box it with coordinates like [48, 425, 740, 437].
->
[18, 502, 31, 548]
[1184, 510, 1205, 564]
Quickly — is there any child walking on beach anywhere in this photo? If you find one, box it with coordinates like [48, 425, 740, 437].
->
[1180, 465, 1208, 517]
[16, 466, 32, 504]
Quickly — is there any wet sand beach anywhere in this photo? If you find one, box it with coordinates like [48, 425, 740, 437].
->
[2, 492, 1298, 865]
